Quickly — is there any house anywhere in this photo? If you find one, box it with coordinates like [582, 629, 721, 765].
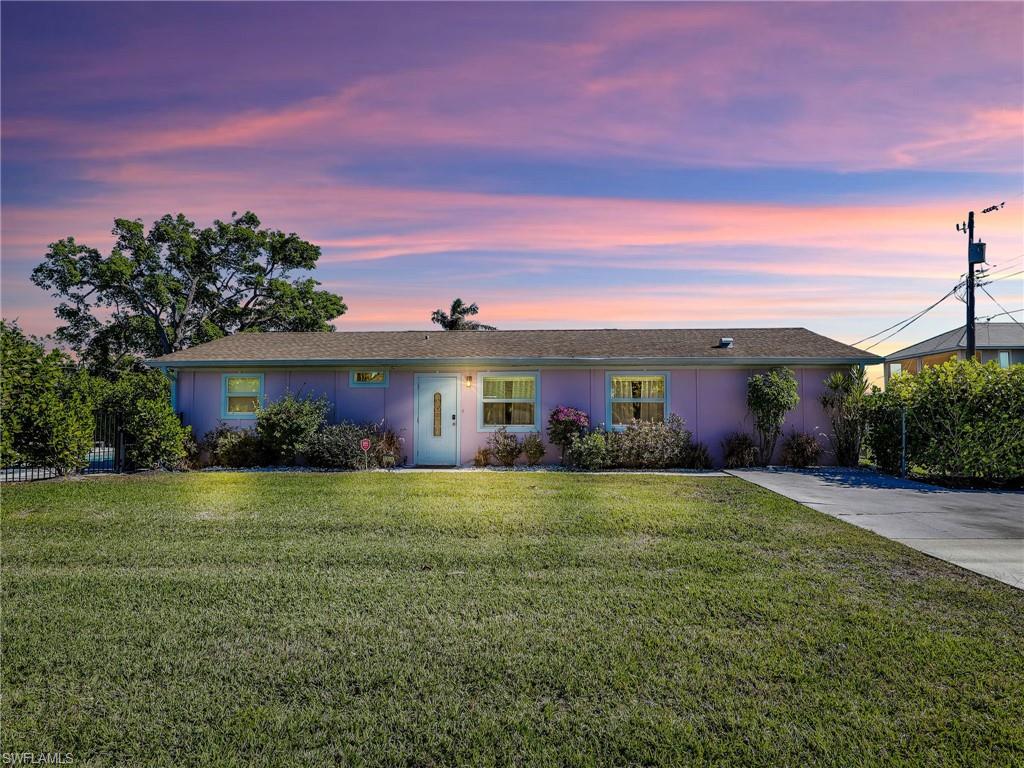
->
[147, 328, 880, 467]
[884, 322, 1024, 383]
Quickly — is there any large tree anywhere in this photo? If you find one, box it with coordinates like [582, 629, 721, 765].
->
[430, 298, 496, 330]
[32, 211, 346, 368]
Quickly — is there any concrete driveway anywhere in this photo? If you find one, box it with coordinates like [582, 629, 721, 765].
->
[729, 467, 1024, 589]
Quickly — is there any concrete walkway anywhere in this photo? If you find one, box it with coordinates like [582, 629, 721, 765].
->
[729, 467, 1024, 589]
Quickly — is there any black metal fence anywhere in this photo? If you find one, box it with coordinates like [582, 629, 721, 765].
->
[0, 411, 126, 483]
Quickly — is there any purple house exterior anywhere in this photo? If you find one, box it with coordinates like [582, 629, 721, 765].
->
[148, 328, 879, 467]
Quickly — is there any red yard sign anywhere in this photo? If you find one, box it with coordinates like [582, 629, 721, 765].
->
[360, 438, 371, 453]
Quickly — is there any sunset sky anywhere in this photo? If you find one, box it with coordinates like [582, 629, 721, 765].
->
[2, 1, 1022, 358]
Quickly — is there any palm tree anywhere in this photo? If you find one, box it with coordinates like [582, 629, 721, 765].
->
[430, 298, 496, 330]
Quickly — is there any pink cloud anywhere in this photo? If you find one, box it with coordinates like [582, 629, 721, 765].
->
[5, 162, 1021, 281]
[8, 4, 1020, 173]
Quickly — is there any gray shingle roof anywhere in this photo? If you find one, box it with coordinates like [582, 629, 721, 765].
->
[149, 327, 879, 366]
[886, 323, 1024, 361]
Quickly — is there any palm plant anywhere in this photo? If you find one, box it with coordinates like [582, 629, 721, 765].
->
[430, 298, 496, 330]
[820, 366, 869, 466]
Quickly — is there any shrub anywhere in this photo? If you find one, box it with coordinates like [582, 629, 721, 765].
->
[97, 370, 190, 469]
[522, 433, 546, 466]
[200, 423, 234, 465]
[123, 398, 191, 469]
[894, 360, 1021, 482]
[564, 430, 609, 470]
[681, 441, 713, 470]
[473, 446, 493, 467]
[781, 431, 822, 468]
[180, 430, 202, 470]
[820, 367, 869, 466]
[488, 427, 522, 467]
[374, 428, 404, 468]
[255, 392, 328, 464]
[606, 413, 692, 468]
[864, 385, 906, 474]
[304, 421, 404, 470]
[206, 427, 265, 468]
[907, 361, 1023, 480]
[31, 384, 96, 475]
[747, 368, 799, 465]
[864, 361, 1024, 482]
[304, 423, 364, 469]
[547, 406, 590, 459]
[722, 432, 759, 469]
[1, 321, 95, 474]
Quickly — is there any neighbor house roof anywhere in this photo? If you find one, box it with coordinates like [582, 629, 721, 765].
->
[148, 328, 879, 367]
[886, 323, 1024, 361]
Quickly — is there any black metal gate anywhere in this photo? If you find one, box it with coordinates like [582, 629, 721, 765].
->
[86, 410, 127, 475]
[0, 411, 126, 482]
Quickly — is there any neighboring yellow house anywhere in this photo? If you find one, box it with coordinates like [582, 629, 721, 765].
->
[884, 322, 1024, 384]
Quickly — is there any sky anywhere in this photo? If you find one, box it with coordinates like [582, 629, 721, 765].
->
[2, 1, 1022, 361]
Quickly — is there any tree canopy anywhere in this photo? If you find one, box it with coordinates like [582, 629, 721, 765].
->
[31, 211, 346, 368]
[430, 298, 496, 330]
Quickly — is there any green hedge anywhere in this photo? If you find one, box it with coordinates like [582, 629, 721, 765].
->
[1, 321, 189, 474]
[2, 322, 95, 474]
[96, 370, 191, 469]
[865, 360, 1023, 482]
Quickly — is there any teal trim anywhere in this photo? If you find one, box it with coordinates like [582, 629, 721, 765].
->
[221, 373, 264, 419]
[169, 371, 177, 413]
[476, 371, 541, 433]
[349, 368, 389, 388]
[605, 370, 670, 431]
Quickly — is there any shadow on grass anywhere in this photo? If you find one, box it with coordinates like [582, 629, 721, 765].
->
[750, 467, 1024, 496]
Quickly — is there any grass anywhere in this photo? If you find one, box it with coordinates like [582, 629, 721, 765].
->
[2, 472, 1022, 767]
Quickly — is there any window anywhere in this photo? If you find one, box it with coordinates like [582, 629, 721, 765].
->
[923, 352, 957, 368]
[607, 372, 667, 429]
[350, 369, 388, 387]
[478, 372, 539, 431]
[999, 351, 1011, 369]
[222, 374, 263, 418]
[889, 362, 902, 377]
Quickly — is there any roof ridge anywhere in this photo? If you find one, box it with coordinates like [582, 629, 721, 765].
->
[245, 327, 811, 335]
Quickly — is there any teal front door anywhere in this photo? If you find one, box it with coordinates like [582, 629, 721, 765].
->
[415, 375, 459, 466]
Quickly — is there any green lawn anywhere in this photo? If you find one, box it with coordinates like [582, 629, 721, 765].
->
[2, 473, 1022, 767]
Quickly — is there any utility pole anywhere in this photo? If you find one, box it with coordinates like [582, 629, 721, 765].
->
[965, 211, 976, 359]
[957, 210, 989, 359]
[957, 201, 1004, 359]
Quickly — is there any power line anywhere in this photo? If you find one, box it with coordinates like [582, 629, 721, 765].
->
[979, 285, 1024, 332]
[852, 283, 962, 346]
[859, 285, 961, 351]
[982, 270, 1023, 285]
[979, 256, 1024, 280]
[981, 308, 1023, 321]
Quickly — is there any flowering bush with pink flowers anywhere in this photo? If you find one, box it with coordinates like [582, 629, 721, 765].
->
[547, 406, 590, 456]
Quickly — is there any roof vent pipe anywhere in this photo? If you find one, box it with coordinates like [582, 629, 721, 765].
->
[719, 337, 734, 348]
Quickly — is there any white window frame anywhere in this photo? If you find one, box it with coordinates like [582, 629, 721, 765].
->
[605, 371, 670, 431]
[476, 371, 540, 432]
[349, 369, 389, 388]
[998, 350, 1011, 369]
[889, 362, 903, 377]
[221, 373, 264, 419]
